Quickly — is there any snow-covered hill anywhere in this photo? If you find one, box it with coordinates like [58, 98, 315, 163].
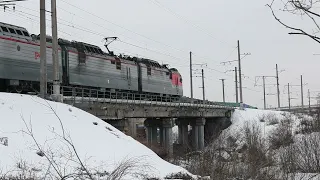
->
[0, 93, 195, 179]
[227, 108, 309, 138]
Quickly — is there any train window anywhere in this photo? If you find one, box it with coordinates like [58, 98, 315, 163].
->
[1, 26, 8, 32]
[97, 48, 103, 54]
[8, 28, 16, 34]
[92, 47, 97, 53]
[94, 48, 100, 54]
[180, 77, 182, 83]
[22, 31, 29, 36]
[116, 60, 121, 70]
[92, 48, 98, 53]
[16, 29, 23, 35]
[84, 46, 90, 52]
[88, 46, 93, 53]
[169, 72, 172, 79]
[147, 66, 151, 75]
[166, 71, 169, 76]
[111, 60, 115, 64]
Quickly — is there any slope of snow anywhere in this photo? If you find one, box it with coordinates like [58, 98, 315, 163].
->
[0, 93, 195, 179]
[226, 108, 305, 138]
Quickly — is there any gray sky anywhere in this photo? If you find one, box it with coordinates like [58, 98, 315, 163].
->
[1, 0, 319, 108]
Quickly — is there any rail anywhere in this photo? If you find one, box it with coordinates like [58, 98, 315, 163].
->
[56, 86, 234, 109]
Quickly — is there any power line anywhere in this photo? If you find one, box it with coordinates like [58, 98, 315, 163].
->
[3, 8, 72, 36]
[56, 0, 235, 66]
[58, 0, 195, 55]
[148, 0, 234, 47]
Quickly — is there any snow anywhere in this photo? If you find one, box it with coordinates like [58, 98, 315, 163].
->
[226, 108, 307, 139]
[0, 93, 195, 179]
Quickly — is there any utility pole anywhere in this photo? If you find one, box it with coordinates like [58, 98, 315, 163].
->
[237, 40, 243, 106]
[255, 75, 277, 108]
[301, 75, 304, 109]
[40, 0, 47, 98]
[288, 83, 291, 109]
[308, 89, 311, 111]
[235, 67, 238, 103]
[220, 79, 226, 103]
[201, 69, 205, 104]
[263, 76, 266, 109]
[190, 51, 193, 103]
[51, 0, 61, 101]
[276, 64, 280, 108]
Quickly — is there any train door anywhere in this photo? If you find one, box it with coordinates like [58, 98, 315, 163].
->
[126, 67, 131, 89]
[137, 63, 142, 92]
[61, 46, 69, 85]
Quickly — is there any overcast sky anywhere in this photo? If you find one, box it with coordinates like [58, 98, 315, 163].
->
[1, 0, 319, 108]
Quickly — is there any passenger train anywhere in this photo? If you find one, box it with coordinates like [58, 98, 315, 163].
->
[0, 22, 183, 99]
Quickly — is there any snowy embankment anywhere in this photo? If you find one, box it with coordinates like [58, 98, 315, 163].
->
[217, 108, 317, 179]
[226, 108, 309, 138]
[0, 93, 195, 179]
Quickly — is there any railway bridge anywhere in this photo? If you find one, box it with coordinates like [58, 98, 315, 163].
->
[267, 105, 320, 115]
[59, 86, 234, 156]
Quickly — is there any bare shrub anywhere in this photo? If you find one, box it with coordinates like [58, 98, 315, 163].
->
[267, 113, 280, 125]
[269, 120, 293, 150]
[107, 156, 153, 180]
[0, 159, 40, 180]
[258, 115, 266, 122]
[278, 133, 320, 178]
[278, 145, 297, 179]
[242, 122, 273, 178]
[164, 172, 194, 179]
[258, 113, 280, 126]
[298, 115, 320, 134]
[184, 131, 231, 179]
[295, 133, 320, 173]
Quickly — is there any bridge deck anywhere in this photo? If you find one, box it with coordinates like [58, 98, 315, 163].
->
[63, 96, 234, 109]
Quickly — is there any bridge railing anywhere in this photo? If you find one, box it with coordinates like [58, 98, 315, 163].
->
[57, 86, 234, 109]
[266, 104, 320, 111]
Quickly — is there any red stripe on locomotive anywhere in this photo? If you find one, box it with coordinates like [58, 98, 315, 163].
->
[171, 72, 182, 86]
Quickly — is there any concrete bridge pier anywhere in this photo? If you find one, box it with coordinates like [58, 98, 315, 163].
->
[176, 119, 189, 148]
[191, 118, 206, 151]
[144, 118, 174, 157]
[161, 118, 174, 157]
[144, 119, 159, 146]
[159, 126, 164, 146]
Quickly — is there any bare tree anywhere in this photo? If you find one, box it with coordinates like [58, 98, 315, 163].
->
[267, 0, 320, 43]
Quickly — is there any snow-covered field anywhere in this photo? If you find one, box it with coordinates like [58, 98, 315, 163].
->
[0, 93, 195, 179]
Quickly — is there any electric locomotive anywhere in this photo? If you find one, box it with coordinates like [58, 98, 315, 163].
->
[0, 22, 183, 99]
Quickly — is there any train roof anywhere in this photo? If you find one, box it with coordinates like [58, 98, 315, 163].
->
[138, 58, 163, 68]
[0, 22, 31, 38]
[0, 22, 28, 32]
